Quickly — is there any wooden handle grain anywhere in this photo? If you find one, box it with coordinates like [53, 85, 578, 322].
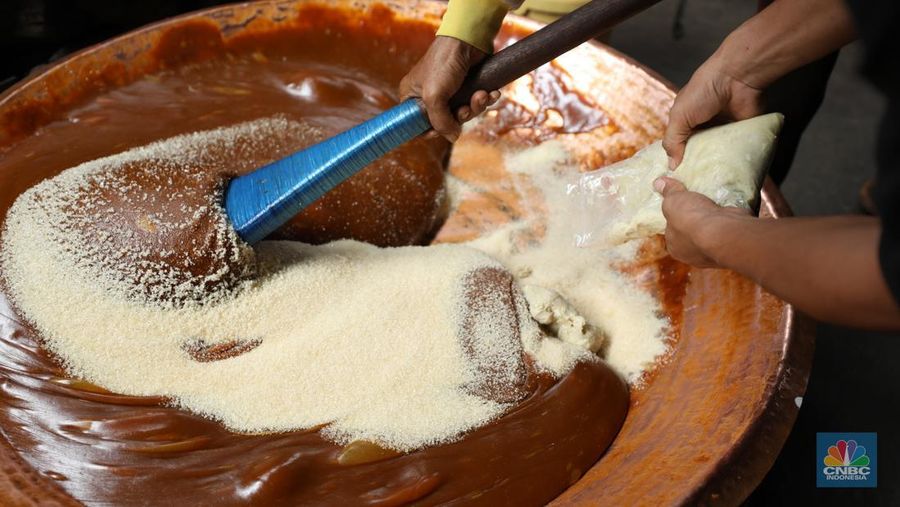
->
[449, 0, 662, 109]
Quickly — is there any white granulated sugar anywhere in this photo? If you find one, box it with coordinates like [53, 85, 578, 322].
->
[467, 140, 669, 384]
[0, 118, 591, 452]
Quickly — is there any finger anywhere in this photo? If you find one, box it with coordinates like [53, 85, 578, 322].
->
[398, 75, 421, 101]
[662, 107, 692, 170]
[426, 107, 461, 141]
[469, 90, 490, 116]
[398, 76, 411, 99]
[488, 90, 501, 105]
[653, 176, 687, 196]
[662, 69, 725, 169]
[457, 106, 473, 122]
[423, 89, 461, 142]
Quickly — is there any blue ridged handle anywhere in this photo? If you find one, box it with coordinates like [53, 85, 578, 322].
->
[224, 99, 431, 244]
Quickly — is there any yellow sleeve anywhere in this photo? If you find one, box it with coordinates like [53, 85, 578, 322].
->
[435, 0, 512, 54]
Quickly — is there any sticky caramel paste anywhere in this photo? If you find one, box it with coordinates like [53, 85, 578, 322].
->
[478, 61, 614, 143]
[0, 5, 636, 506]
[469, 29, 617, 145]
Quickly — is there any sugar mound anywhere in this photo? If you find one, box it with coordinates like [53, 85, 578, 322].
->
[0, 119, 594, 451]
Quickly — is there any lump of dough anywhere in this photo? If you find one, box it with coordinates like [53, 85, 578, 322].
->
[577, 113, 784, 245]
[521, 284, 606, 353]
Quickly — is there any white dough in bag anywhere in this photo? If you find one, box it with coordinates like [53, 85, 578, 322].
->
[576, 113, 784, 246]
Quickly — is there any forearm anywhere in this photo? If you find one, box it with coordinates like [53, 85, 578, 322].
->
[714, 0, 857, 88]
[701, 215, 900, 329]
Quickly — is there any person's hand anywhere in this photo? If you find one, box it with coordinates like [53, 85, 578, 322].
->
[654, 176, 751, 268]
[399, 36, 501, 142]
[662, 56, 764, 169]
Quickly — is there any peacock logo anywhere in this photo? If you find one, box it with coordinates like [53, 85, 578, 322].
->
[823, 439, 870, 467]
[817, 432, 876, 488]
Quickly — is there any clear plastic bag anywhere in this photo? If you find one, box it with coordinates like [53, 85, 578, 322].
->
[573, 113, 782, 248]
[573, 142, 668, 248]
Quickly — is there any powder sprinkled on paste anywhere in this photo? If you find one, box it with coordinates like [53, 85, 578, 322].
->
[2, 117, 328, 307]
[463, 137, 670, 384]
[0, 119, 593, 452]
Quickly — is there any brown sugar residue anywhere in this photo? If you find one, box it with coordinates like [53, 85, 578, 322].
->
[182, 338, 262, 362]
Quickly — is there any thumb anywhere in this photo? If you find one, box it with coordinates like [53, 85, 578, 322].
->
[653, 176, 686, 196]
[662, 120, 691, 170]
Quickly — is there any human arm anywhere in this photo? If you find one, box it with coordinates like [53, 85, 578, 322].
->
[400, 0, 522, 141]
[655, 177, 900, 329]
[663, 0, 858, 167]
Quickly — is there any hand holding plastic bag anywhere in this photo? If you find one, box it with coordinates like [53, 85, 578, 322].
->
[574, 113, 784, 247]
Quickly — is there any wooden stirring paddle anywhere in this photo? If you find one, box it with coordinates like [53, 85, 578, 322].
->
[224, 0, 661, 244]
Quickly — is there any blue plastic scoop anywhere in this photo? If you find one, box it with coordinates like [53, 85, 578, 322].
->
[224, 0, 660, 244]
[225, 100, 429, 244]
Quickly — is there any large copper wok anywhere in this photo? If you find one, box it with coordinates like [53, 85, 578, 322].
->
[0, 1, 812, 505]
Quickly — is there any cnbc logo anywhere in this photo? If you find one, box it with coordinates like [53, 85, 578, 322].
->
[817, 433, 877, 488]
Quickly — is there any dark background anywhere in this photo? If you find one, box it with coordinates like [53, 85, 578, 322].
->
[1, 0, 898, 504]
